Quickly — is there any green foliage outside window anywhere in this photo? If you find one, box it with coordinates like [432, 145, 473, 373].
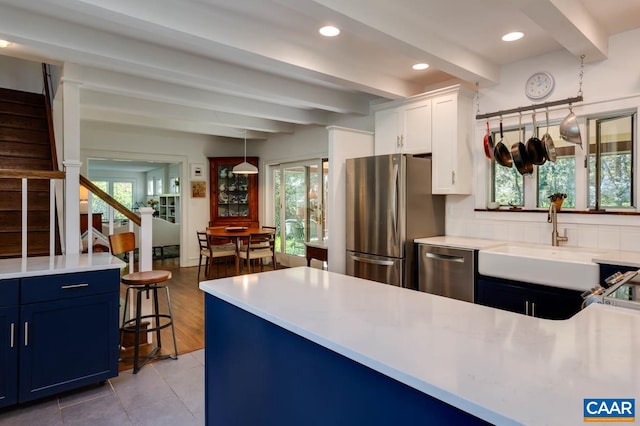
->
[588, 153, 632, 207]
[538, 158, 576, 208]
[493, 163, 523, 206]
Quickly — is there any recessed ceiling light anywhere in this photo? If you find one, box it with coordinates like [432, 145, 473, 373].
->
[0, 40, 12, 48]
[502, 32, 524, 42]
[412, 63, 429, 70]
[319, 26, 340, 37]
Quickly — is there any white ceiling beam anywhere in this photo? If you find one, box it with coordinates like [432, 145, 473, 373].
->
[63, 64, 324, 126]
[80, 107, 269, 140]
[39, 0, 422, 99]
[0, 3, 370, 114]
[282, 0, 501, 85]
[80, 90, 295, 134]
[508, 0, 608, 62]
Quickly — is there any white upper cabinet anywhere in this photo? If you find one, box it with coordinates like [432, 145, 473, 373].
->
[374, 97, 432, 155]
[374, 86, 473, 194]
[431, 88, 473, 194]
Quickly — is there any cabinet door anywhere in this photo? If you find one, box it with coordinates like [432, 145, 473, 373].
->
[209, 157, 259, 228]
[0, 306, 18, 408]
[476, 278, 528, 315]
[403, 100, 432, 154]
[431, 93, 458, 194]
[528, 285, 583, 320]
[374, 108, 401, 155]
[18, 293, 119, 403]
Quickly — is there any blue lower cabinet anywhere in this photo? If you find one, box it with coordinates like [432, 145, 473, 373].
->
[0, 306, 19, 408]
[0, 269, 119, 407]
[477, 276, 582, 320]
[19, 293, 119, 403]
[0, 279, 19, 409]
[205, 295, 489, 426]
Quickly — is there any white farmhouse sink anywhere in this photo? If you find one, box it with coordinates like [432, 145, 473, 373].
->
[478, 243, 605, 291]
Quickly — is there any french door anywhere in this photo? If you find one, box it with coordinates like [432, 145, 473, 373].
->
[270, 159, 327, 267]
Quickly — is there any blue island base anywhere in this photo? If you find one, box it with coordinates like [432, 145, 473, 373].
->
[205, 295, 488, 425]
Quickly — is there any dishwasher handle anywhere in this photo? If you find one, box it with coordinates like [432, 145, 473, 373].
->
[425, 252, 465, 263]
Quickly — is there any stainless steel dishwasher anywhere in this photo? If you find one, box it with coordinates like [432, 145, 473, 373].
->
[418, 244, 475, 302]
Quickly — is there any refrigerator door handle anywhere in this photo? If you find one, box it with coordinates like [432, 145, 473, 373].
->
[351, 255, 394, 266]
[392, 163, 399, 240]
[425, 252, 465, 263]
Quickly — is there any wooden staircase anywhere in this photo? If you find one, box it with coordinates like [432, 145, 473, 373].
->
[0, 87, 61, 258]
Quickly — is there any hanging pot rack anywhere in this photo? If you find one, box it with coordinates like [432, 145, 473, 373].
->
[475, 95, 583, 120]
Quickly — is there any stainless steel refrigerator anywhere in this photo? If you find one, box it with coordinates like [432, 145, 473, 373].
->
[345, 154, 445, 289]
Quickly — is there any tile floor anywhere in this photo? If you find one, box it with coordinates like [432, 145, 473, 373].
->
[0, 349, 205, 426]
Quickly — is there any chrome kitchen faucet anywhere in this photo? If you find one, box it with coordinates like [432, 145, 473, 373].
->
[548, 203, 568, 246]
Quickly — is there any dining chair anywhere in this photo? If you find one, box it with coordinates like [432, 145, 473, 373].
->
[197, 230, 236, 280]
[237, 231, 277, 273]
[109, 232, 178, 373]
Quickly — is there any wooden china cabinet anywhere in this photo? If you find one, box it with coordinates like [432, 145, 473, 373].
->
[208, 157, 259, 228]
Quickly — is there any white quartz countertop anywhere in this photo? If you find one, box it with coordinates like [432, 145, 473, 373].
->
[0, 253, 125, 279]
[415, 236, 506, 250]
[417, 236, 640, 269]
[200, 267, 640, 426]
[592, 250, 640, 268]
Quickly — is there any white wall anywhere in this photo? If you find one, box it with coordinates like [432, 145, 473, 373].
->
[0, 54, 43, 93]
[327, 127, 374, 273]
[80, 121, 244, 267]
[450, 28, 640, 253]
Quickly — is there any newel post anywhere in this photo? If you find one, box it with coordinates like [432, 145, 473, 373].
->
[138, 207, 154, 271]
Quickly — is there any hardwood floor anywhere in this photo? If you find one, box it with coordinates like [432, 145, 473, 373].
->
[118, 254, 278, 372]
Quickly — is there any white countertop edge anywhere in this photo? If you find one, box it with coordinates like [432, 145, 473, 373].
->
[0, 253, 125, 279]
[200, 279, 518, 425]
[414, 236, 507, 250]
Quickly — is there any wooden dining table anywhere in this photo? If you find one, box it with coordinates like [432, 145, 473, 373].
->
[206, 227, 274, 276]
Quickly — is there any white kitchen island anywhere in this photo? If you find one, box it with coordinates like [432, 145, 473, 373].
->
[199, 267, 640, 426]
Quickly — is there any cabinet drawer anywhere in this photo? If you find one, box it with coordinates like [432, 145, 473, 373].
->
[0, 279, 19, 307]
[21, 269, 120, 304]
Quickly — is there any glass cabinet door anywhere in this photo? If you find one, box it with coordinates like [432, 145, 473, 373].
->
[208, 157, 259, 227]
[216, 167, 250, 219]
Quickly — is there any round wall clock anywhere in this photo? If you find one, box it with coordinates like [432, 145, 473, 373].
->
[525, 71, 555, 100]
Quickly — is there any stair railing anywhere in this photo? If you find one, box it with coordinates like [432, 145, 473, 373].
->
[0, 169, 65, 259]
[41, 63, 59, 171]
[80, 175, 153, 272]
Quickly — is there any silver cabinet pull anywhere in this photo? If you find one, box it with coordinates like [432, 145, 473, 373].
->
[400, 134, 404, 147]
[61, 283, 89, 289]
[531, 302, 536, 317]
[425, 252, 465, 263]
[525, 301, 529, 316]
[452, 171, 456, 184]
[396, 135, 401, 148]
[10, 323, 15, 348]
[351, 256, 394, 266]
[24, 322, 29, 346]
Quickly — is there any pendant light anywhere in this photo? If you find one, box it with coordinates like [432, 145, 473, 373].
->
[233, 129, 258, 175]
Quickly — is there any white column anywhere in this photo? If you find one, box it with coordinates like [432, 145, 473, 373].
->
[138, 207, 154, 272]
[327, 126, 374, 274]
[61, 76, 83, 255]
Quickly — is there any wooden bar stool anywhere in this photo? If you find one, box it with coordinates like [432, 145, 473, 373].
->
[109, 232, 178, 373]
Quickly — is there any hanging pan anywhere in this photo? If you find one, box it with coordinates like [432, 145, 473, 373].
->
[559, 106, 583, 148]
[493, 119, 512, 168]
[511, 115, 533, 176]
[541, 110, 557, 162]
[526, 112, 546, 166]
[483, 121, 494, 160]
